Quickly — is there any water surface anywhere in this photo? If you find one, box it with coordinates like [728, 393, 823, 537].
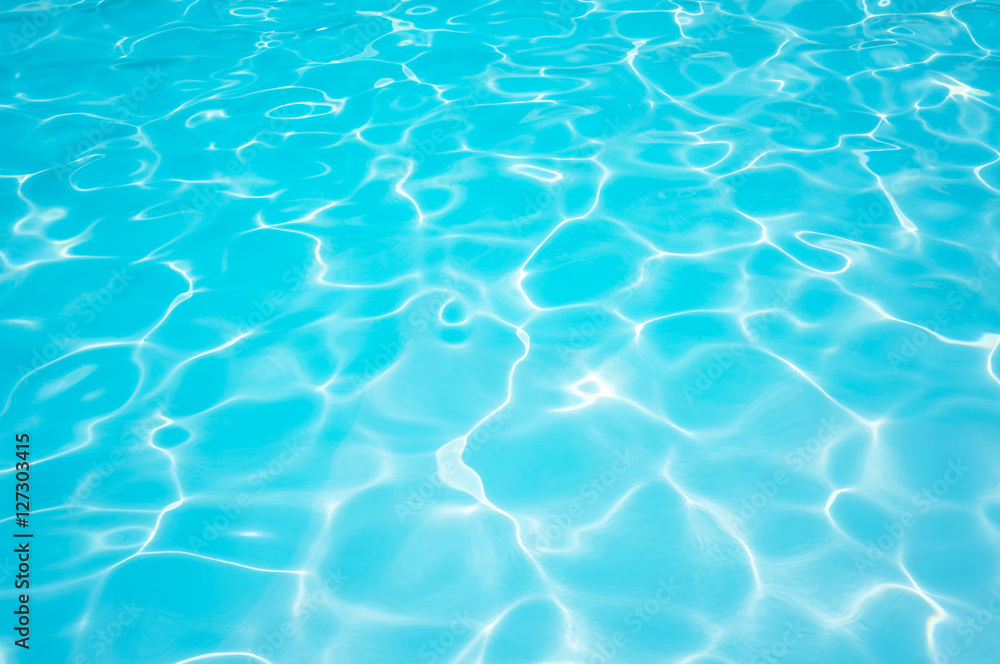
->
[2, 1, 1000, 663]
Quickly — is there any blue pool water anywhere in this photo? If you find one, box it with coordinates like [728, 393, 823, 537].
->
[2, 0, 1000, 662]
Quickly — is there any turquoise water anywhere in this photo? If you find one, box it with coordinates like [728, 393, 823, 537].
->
[2, 0, 1000, 662]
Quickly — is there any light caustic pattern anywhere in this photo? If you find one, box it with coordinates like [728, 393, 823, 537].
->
[1, 0, 1000, 663]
